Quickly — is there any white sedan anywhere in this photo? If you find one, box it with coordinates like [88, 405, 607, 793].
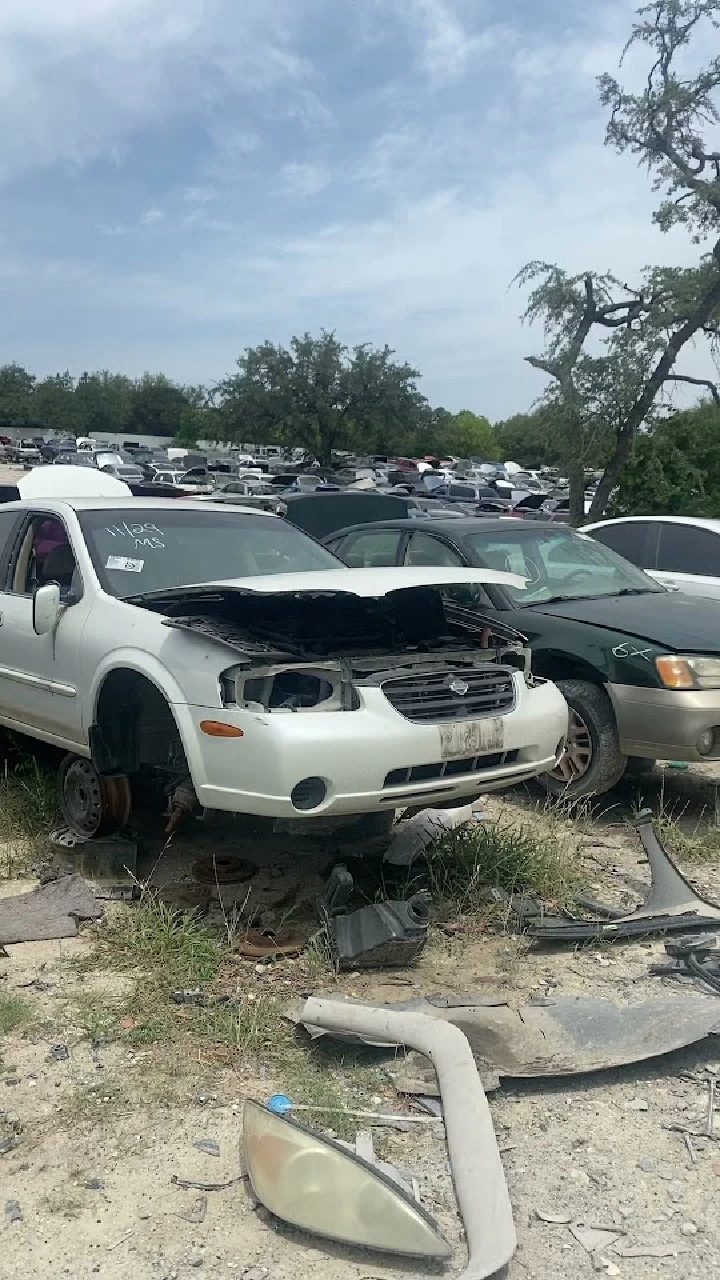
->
[585, 515, 720, 599]
[0, 472, 569, 837]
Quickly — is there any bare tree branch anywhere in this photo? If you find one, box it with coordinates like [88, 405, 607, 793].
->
[665, 371, 720, 403]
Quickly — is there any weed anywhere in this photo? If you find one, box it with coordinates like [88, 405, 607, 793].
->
[99, 898, 223, 985]
[68, 993, 119, 1042]
[0, 752, 58, 874]
[198, 995, 284, 1055]
[426, 815, 581, 913]
[0, 994, 30, 1036]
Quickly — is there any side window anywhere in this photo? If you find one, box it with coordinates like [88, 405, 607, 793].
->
[339, 529, 403, 567]
[10, 515, 80, 599]
[656, 523, 720, 575]
[405, 532, 464, 568]
[590, 521, 652, 568]
[0, 511, 21, 583]
[449, 484, 475, 500]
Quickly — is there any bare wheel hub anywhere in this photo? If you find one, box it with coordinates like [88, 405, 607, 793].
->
[550, 709, 592, 785]
[58, 754, 131, 839]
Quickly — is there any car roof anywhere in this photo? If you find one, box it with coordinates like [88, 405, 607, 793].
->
[586, 515, 720, 534]
[326, 517, 571, 537]
[1, 496, 272, 516]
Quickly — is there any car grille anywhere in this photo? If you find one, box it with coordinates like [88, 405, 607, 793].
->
[384, 750, 520, 789]
[382, 666, 516, 723]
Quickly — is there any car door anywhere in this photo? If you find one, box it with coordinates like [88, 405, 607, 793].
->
[651, 522, 720, 597]
[333, 527, 408, 567]
[0, 511, 90, 746]
[586, 520, 657, 572]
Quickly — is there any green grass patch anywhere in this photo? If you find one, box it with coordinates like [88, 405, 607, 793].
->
[426, 814, 582, 914]
[0, 753, 58, 874]
[0, 994, 30, 1036]
[99, 898, 223, 985]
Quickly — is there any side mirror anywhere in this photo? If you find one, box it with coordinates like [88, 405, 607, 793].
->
[33, 582, 62, 636]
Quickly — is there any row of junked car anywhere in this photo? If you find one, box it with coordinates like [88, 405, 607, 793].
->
[1, 465, 719, 841]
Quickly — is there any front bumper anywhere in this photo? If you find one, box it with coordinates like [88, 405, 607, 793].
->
[608, 683, 720, 761]
[177, 675, 569, 818]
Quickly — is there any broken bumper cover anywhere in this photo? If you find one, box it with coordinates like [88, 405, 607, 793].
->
[178, 675, 568, 817]
[608, 684, 720, 760]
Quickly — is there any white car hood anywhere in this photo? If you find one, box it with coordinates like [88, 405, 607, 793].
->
[209, 566, 526, 597]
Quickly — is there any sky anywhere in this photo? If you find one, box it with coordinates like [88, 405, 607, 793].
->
[0, 0, 717, 420]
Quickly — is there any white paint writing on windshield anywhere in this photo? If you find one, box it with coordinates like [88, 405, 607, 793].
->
[104, 521, 165, 550]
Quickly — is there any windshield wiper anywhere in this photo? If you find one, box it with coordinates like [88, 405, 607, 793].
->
[614, 587, 659, 597]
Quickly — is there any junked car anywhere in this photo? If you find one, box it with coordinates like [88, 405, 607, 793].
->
[0, 475, 569, 838]
[325, 516, 720, 797]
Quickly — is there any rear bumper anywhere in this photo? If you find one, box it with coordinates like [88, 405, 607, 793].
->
[178, 677, 569, 818]
[608, 683, 720, 761]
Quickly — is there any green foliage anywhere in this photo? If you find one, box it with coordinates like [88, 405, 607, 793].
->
[611, 401, 720, 515]
[216, 330, 429, 464]
[517, 2, 720, 523]
[0, 994, 30, 1036]
[445, 409, 498, 459]
[494, 406, 565, 467]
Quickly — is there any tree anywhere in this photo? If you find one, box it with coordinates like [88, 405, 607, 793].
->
[217, 331, 428, 464]
[612, 398, 720, 514]
[0, 363, 35, 429]
[494, 406, 568, 468]
[74, 372, 134, 438]
[32, 372, 82, 435]
[129, 374, 192, 438]
[444, 410, 498, 459]
[519, 1, 720, 524]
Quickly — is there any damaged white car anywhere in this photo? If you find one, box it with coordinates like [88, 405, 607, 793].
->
[0, 483, 569, 837]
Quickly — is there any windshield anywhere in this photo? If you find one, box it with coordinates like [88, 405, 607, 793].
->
[78, 508, 341, 598]
[465, 527, 664, 606]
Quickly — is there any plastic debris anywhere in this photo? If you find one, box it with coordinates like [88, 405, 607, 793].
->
[179, 1195, 207, 1224]
[383, 801, 486, 867]
[192, 1138, 220, 1157]
[4, 1200, 22, 1224]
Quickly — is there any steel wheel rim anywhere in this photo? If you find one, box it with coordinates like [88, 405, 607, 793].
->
[59, 757, 131, 838]
[550, 709, 592, 784]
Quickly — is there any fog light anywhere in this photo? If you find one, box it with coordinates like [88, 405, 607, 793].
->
[697, 729, 714, 755]
[291, 777, 327, 811]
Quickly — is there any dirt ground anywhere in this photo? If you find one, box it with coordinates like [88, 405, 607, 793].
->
[3, 763, 720, 1279]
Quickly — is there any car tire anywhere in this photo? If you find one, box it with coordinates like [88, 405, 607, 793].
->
[623, 757, 657, 779]
[541, 679, 626, 799]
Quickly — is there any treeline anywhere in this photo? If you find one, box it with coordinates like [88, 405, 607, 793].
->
[0, 364, 208, 443]
[0, 333, 501, 462]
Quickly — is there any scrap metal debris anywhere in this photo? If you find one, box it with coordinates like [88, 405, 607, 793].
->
[171, 1174, 245, 1192]
[299, 996, 516, 1279]
[652, 935, 720, 993]
[527, 811, 720, 942]
[0, 874, 102, 945]
[47, 1044, 69, 1062]
[50, 827, 138, 878]
[192, 854, 257, 885]
[192, 1138, 220, 1157]
[4, 1199, 22, 1224]
[237, 928, 306, 960]
[295, 992, 720, 1087]
[179, 1195, 208, 1224]
[320, 865, 431, 970]
[568, 1222, 625, 1253]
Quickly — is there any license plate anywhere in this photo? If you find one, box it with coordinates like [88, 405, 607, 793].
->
[439, 717, 504, 760]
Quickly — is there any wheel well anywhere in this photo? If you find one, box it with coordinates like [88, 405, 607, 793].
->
[91, 669, 185, 776]
[532, 653, 604, 686]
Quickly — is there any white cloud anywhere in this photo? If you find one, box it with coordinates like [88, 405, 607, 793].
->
[141, 207, 165, 225]
[280, 161, 330, 197]
[0, 0, 319, 181]
[388, 0, 500, 86]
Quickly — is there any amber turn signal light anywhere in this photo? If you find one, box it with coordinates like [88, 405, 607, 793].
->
[199, 720, 244, 737]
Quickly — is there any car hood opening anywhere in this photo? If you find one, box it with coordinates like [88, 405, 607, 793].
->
[131, 570, 528, 663]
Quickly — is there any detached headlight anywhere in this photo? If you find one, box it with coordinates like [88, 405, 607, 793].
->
[656, 655, 720, 690]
